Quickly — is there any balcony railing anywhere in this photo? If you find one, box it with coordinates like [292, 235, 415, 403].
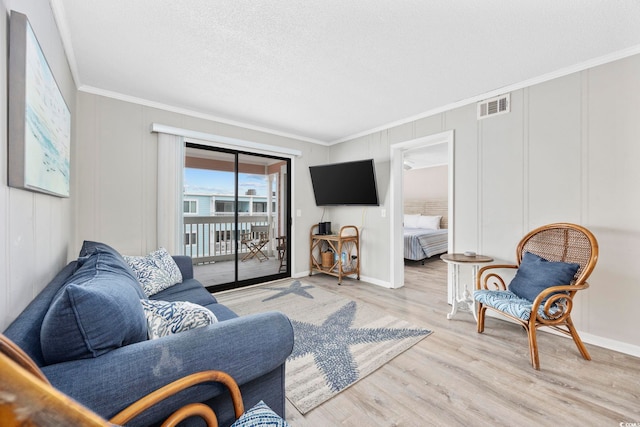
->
[183, 214, 273, 264]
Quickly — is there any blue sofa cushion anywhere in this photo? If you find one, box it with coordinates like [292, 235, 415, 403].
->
[40, 251, 148, 365]
[231, 400, 291, 427]
[151, 278, 217, 306]
[508, 251, 580, 302]
[140, 299, 217, 339]
[204, 301, 240, 322]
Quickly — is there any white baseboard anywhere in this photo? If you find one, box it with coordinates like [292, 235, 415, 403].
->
[486, 311, 640, 359]
[293, 271, 392, 288]
[578, 331, 640, 358]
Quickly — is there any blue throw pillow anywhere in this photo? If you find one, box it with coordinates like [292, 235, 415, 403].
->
[508, 251, 580, 302]
[231, 401, 290, 427]
[40, 251, 148, 365]
[78, 240, 146, 298]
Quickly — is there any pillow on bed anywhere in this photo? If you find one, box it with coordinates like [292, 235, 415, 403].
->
[404, 214, 421, 228]
[417, 215, 441, 230]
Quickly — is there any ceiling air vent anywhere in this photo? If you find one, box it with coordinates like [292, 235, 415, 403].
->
[477, 94, 510, 120]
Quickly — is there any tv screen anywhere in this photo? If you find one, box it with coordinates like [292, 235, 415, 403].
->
[309, 159, 380, 206]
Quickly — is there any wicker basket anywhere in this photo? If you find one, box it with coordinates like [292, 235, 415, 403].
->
[321, 252, 333, 268]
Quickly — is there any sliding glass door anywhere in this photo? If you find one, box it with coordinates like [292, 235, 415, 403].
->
[183, 143, 290, 292]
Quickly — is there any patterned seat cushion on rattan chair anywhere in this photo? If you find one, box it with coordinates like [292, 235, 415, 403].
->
[473, 290, 562, 321]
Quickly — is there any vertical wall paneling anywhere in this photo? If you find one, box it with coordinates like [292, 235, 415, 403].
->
[445, 104, 478, 254]
[334, 54, 640, 354]
[528, 74, 582, 227]
[577, 70, 591, 330]
[480, 90, 525, 262]
[0, 2, 9, 328]
[583, 55, 640, 346]
[522, 87, 529, 230]
[1, 0, 75, 331]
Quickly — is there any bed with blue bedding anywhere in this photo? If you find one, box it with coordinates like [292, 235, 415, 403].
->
[404, 227, 448, 262]
[402, 199, 449, 263]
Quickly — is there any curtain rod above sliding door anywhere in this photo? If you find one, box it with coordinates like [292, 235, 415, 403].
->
[151, 123, 302, 158]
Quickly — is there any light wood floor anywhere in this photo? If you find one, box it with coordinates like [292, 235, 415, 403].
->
[194, 257, 284, 286]
[254, 257, 640, 426]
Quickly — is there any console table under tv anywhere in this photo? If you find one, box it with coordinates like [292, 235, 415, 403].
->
[309, 224, 360, 284]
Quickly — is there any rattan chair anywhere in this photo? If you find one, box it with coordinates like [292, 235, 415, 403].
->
[0, 333, 243, 426]
[473, 223, 598, 370]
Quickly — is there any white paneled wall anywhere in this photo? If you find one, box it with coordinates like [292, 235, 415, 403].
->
[330, 53, 640, 354]
[73, 92, 326, 286]
[0, 0, 76, 331]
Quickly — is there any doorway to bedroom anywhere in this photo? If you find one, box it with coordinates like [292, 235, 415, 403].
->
[390, 130, 454, 292]
[403, 148, 449, 262]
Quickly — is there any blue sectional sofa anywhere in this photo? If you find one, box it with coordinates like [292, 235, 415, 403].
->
[3, 241, 294, 427]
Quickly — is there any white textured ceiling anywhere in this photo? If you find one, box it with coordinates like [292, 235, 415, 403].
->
[53, 0, 640, 144]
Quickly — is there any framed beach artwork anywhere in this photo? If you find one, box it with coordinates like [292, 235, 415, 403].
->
[8, 11, 71, 198]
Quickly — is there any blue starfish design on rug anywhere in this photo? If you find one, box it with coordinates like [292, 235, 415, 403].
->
[262, 280, 315, 302]
[289, 300, 430, 392]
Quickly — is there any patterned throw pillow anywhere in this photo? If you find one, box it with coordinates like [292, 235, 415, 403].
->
[140, 299, 217, 339]
[149, 247, 183, 285]
[123, 248, 182, 297]
[124, 254, 174, 297]
[230, 401, 290, 427]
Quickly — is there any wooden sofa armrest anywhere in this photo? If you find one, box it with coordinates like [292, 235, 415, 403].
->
[476, 264, 518, 290]
[0, 334, 245, 427]
[110, 370, 244, 427]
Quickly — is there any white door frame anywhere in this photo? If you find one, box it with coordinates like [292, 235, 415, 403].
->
[389, 130, 455, 289]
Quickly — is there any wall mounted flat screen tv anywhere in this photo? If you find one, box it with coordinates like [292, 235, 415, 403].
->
[309, 159, 380, 206]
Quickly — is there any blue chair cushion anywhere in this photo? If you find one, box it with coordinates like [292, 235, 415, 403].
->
[508, 252, 580, 302]
[474, 289, 562, 321]
[40, 250, 148, 365]
[231, 400, 290, 427]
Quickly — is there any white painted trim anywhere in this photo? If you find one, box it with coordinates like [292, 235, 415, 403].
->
[333, 45, 640, 145]
[541, 326, 640, 359]
[579, 332, 640, 359]
[53, 0, 640, 149]
[49, 0, 80, 87]
[77, 84, 325, 145]
[389, 130, 454, 289]
[292, 271, 391, 288]
[151, 123, 302, 157]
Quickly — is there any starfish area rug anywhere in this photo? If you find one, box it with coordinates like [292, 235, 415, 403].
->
[215, 280, 433, 414]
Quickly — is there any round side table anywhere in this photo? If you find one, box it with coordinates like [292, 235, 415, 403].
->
[440, 253, 494, 321]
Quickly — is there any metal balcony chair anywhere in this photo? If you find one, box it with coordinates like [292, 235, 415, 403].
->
[473, 223, 599, 370]
[241, 225, 270, 262]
